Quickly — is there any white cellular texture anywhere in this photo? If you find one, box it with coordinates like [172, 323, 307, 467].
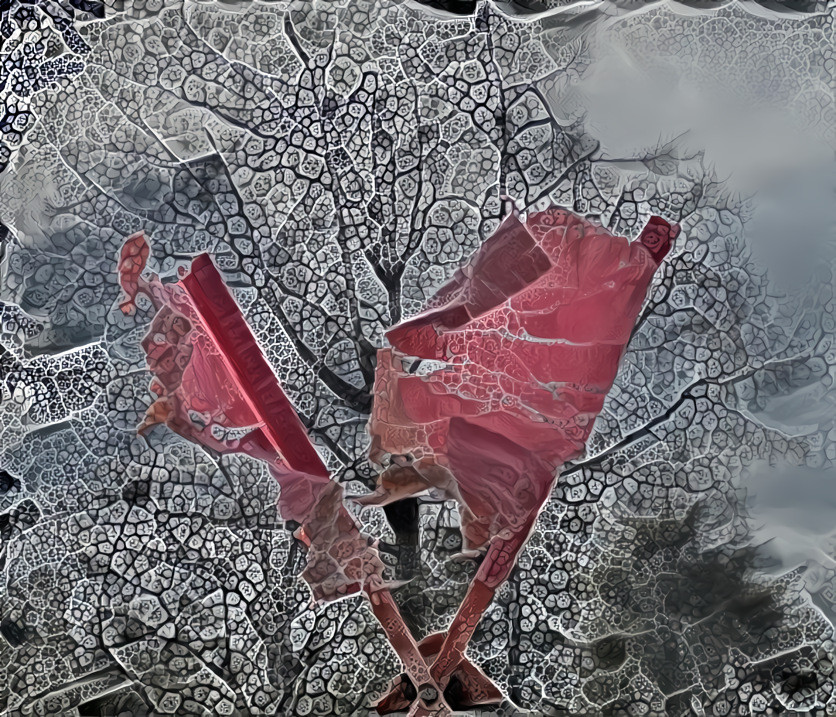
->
[0, 0, 834, 714]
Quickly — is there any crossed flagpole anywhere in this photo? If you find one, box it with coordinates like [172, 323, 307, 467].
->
[117, 203, 677, 715]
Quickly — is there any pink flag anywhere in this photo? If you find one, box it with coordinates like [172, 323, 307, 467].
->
[366, 206, 678, 713]
[118, 237, 455, 714]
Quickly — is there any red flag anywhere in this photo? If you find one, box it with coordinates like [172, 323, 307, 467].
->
[367, 206, 678, 712]
[117, 238, 453, 714]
